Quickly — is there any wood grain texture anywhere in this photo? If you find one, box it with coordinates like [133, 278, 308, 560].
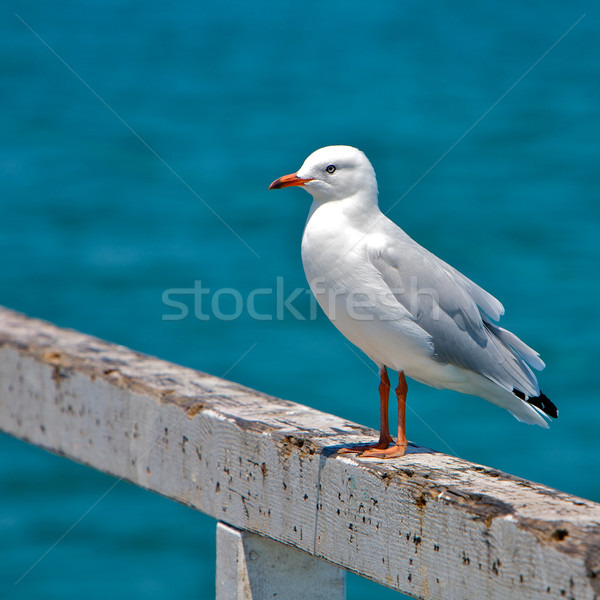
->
[216, 522, 345, 599]
[1, 306, 599, 599]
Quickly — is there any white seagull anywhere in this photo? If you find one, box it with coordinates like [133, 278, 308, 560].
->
[269, 145, 557, 458]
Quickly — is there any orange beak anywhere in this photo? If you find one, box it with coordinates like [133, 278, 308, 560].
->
[268, 173, 313, 190]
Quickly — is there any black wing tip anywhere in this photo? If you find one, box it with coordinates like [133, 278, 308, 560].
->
[514, 389, 558, 419]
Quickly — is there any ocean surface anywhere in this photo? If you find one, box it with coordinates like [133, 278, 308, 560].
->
[1, 1, 599, 598]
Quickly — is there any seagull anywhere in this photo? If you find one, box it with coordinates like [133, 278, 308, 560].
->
[269, 145, 557, 458]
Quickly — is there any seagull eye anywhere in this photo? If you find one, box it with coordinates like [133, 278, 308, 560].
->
[325, 165, 336, 174]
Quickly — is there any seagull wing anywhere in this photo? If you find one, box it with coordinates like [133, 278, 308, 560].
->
[367, 222, 544, 397]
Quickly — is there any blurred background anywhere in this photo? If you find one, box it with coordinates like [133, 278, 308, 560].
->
[1, 0, 598, 598]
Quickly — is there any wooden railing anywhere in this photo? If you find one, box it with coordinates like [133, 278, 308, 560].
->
[1, 306, 599, 599]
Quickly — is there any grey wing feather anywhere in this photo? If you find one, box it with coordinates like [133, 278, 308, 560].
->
[368, 226, 544, 397]
[440, 260, 504, 322]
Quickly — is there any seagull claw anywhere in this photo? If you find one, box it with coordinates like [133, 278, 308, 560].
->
[337, 437, 393, 455]
[359, 443, 407, 459]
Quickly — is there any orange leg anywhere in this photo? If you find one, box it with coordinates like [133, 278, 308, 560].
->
[361, 371, 408, 459]
[338, 366, 393, 454]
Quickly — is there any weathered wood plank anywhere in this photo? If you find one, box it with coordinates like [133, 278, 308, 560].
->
[1, 306, 599, 599]
[216, 522, 346, 599]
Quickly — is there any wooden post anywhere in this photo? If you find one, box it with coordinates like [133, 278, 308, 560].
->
[216, 522, 345, 600]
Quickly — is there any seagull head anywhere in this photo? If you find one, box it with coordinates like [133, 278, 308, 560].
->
[269, 145, 378, 204]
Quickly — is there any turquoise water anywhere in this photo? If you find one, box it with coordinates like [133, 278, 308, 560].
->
[1, 1, 599, 598]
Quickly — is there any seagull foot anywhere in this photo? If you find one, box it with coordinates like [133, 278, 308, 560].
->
[359, 443, 407, 459]
[337, 437, 393, 455]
